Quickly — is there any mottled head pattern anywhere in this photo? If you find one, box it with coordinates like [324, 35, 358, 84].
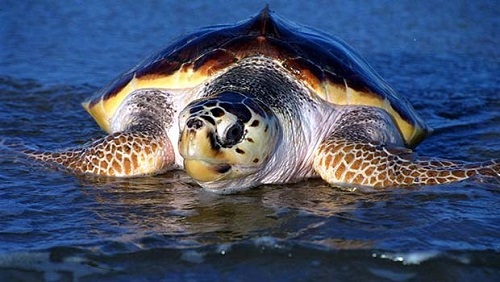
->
[178, 91, 280, 182]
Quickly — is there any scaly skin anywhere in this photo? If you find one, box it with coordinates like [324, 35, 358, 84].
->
[313, 139, 499, 187]
[25, 131, 174, 177]
[313, 107, 500, 187]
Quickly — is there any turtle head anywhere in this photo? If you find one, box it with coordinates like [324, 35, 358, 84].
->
[179, 91, 280, 190]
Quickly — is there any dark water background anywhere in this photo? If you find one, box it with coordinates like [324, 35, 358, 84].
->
[1, 0, 499, 281]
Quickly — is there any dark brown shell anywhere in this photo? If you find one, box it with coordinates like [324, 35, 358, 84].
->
[83, 6, 428, 146]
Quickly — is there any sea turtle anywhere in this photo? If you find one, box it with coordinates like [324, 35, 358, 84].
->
[25, 7, 498, 193]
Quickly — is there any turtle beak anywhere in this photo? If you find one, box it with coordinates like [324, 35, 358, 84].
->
[183, 159, 231, 182]
[179, 117, 233, 182]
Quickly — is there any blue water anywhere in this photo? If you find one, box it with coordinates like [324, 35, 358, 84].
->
[1, 0, 499, 281]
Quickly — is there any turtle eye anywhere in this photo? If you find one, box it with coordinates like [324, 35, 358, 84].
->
[221, 121, 244, 147]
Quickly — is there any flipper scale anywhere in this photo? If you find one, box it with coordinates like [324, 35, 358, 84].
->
[24, 131, 174, 177]
[313, 107, 499, 188]
[314, 139, 499, 187]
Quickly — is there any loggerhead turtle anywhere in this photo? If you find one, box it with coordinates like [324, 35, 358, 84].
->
[25, 7, 499, 193]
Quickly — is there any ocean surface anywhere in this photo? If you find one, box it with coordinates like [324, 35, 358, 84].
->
[1, 0, 499, 281]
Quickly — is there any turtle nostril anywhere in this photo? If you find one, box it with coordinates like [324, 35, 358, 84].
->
[186, 118, 204, 129]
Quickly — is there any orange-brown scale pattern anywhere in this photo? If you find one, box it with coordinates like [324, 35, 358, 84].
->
[25, 132, 173, 177]
[313, 139, 500, 187]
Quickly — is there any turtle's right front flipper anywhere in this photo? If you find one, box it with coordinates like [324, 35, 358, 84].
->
[313, 107, 500, 188]
[24, 131, 174, 176]
[314, 138, 499, 187]
[23, 88, 178, 177]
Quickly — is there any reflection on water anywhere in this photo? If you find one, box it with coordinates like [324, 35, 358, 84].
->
[78, 172, 384, 249]
[3, 165, 499, 280]
[72, 171, 500, 254]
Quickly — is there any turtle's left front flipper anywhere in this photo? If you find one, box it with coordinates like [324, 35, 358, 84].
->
[21, 88, 177, 177]
[24, 130, 174, 176]
[313, 107, 499, 188]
